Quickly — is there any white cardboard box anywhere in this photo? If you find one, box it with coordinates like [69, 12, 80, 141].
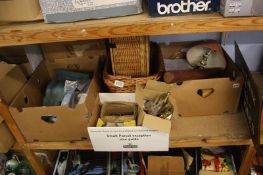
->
[87, 93, 169, 152]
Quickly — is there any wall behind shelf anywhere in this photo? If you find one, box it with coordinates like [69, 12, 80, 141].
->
[222, 31, 263, 71]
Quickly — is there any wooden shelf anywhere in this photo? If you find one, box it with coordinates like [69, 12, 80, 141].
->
[1, 12, 263, 47]
[25, 112, 251, 150]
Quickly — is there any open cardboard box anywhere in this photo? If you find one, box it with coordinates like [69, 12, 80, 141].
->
[159, 41, 244, 117]
[9, 57, 100, 142]
[0, 0, 43, 22]
[135, 81, 176, 133]
[147, 148, 198, 175]
[148, 156, 185, 175]
[87, 93, 169, 152]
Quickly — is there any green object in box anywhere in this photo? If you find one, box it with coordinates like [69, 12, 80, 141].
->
[43, 70, 91, 106]
[43, 81, 65, 106]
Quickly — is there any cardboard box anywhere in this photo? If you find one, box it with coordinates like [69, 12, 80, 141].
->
[42, 40, 106, 62]
[9, 57, 100, 142]
[135, 81, 175, 133]
[19, 63, 33, 78]
[0, 120, 15, 153]
[147, 0, 220, 17]
[39, 0, 143, 23]
[0, 0, 42, 22]
[0, 62, 27, 105]
[88, 93, 169, 152]
[160, 42, 244, 117]
[148, 156, 185, 175]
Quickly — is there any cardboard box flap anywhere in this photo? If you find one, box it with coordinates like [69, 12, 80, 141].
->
[135, 81, 171, 109]
[145, 80, 173, 92]
[42, 40, 106, 62]
[0, 62, 16, 79]
[10, 62, 48, 109]
[0, 62, 27, 104]
[235, 42, 261, 147]
[143, 114, 171, 133]
[148, 156, 185, 175]
[0, 0, 42, 22]
[99, 93, 135, 104]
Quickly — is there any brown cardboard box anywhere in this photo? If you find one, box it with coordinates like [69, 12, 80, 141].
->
[160, 42, 244, 117]
[0, 120, 15, 153]
[88, 93, 170, 152]
[148, 156, 185, 175]
[19, 63, 33, 78]
[42, 40, 106, 62]
[9, 57, 100, 142]
[0, 0, 42, 22]
[136, 81, 175, 133]
[0, 62, 27, 104]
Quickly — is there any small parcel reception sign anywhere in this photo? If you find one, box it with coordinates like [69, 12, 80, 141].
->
[88, 127, 169, 152]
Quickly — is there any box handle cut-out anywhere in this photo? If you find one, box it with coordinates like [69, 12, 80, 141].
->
[197, 88, 215, 98]
[41, 115, 58, 124]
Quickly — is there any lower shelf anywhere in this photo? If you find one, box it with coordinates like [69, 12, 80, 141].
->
[25, 111, 252, 150]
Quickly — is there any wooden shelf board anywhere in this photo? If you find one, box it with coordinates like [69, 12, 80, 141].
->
[26, 111, 251, 150]
[1, 12, 263, 47]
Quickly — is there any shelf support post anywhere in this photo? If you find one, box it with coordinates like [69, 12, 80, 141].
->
[239, 144, 256, 175]
[0, 99, 47, 175]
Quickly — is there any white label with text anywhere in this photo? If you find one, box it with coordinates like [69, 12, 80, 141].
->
[157, 0, 211, 15]
[88, 127, 169, 151]
[114, 80, 125, 88]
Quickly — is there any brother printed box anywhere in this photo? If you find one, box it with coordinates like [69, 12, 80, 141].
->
[39, 0, 143, 23]
[148, 0, 220, 17]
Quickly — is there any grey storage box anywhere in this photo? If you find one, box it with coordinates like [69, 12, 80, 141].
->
[39, 0, 143, 23]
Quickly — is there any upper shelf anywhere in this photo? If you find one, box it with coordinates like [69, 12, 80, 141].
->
[1, 12, 263, 47]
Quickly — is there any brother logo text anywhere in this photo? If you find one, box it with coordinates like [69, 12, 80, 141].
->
[157, 0, 211, 15]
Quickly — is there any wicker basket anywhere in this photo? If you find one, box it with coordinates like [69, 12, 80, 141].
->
[109, 36, 150, 77]
[103, 43, 163, 93]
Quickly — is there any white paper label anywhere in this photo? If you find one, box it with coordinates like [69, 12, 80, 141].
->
[114, 80, 125, 88]
[88, 127, 169, 151]
[233, 83, 240, 89]
[72, 0, 134, 9]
